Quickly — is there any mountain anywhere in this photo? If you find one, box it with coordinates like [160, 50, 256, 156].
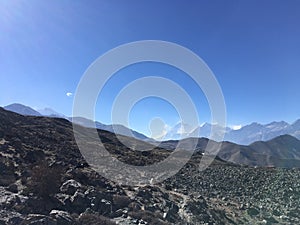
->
[37, 107, 67, 119]
[4, 103, 300, 146]
[162, 122, 196, 140]
[217, 135, 300, 167]
[4, 103, 152, 142]
[4, 104, 66, 118]
[4, 103, 41, 116]
[0, 107, 300, 224]
[225, 122, 264, 144]
[162, 122, 230, 141]
[164, 120, 300, 145]
[158, 134, 300, 168]
[71, 116, 153, 142]
[158, 137, 210, 151]
[104, 124, 154, 142]
[290, 119, 300, 139]
[198, 123, 232, 138]
[224, 121, 292, 145]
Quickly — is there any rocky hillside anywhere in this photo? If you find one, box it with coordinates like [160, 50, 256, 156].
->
[0, 107, 300, 224]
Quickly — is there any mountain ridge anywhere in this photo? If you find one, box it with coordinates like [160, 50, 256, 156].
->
[1, 106, 299, 168]
[165, 120, 300, 145]
[3, 103, 300, 145]
[3, 103, 152, 142]
[157, 134, 300, 168]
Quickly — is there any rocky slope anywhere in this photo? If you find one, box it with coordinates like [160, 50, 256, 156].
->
[159, 135, 300, 168]
[0, 107, 300, 224]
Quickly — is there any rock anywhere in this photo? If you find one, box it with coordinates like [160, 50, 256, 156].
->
[137, 189, 152, 200]
[78, 212, 116, 225]
[23, 195, 63, 215]
[6, 184, 18, 193]
[98, 199, 112, 215]
[165, 203, 179, 223]
[247, 208, 260, 216]
[0, 209, 24, 224]
[49, 210, 74, 225]
[0, 186, 26, 210]
[239, 203, 245, 210]
[221, 196, 228, 201]
[24, 214, 57, 225]
[60, 179, 82, 195]
[128, 202, 141, 211]
[139, 219, 147, 224]
[110, 208, 124, 218]
[165, 184, 172, 190]
[70, 190, 90, 213]
[112, 194, 132, 210]
[265, 216, 279, 224]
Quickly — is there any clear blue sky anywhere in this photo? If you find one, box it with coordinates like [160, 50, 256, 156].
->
[1, 0, 300, 135]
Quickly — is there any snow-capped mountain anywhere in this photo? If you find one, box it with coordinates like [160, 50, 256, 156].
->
[162, 122, 229, 141]
[162, 122, 197, 140]
[224, 121, 298, 145]
[164, 120, 300, 145]
[198, 123, 231, 139]
[37, 107, 67, 119]
[290, 119, 300, 139]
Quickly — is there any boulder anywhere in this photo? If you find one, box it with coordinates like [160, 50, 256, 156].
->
[6, 183, 18, 193]
[0, 209, 24, 225]
[24, 214, 57, 225]
[0, 186, 26, 210]
[70, 190, 90, 213]
[60, 179, 82, 195]
[49, 210, 74, 225]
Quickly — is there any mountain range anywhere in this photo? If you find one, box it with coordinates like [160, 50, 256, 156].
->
[157, 135, 300, 167]
[4, 103, 152, 142]
[3, 103, 300, 145]
[1, 105, 300, 168]
[161, 120, 300, 145]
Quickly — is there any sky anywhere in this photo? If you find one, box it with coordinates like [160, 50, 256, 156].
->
[0, 0, 300, 136]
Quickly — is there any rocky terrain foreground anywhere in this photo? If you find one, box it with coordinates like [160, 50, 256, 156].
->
[0, 107, 300, 224]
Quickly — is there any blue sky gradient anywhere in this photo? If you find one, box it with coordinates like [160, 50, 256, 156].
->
[1, 0, 300, 135]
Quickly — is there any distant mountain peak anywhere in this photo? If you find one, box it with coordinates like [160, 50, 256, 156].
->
[292, 119, 300, 127]
[4, 103, 41, 116]
[37, 107, 66, 118]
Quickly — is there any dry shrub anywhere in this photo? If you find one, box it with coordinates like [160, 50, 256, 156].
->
[112, 194, 132, 209]
[27, 161, 62, 199]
